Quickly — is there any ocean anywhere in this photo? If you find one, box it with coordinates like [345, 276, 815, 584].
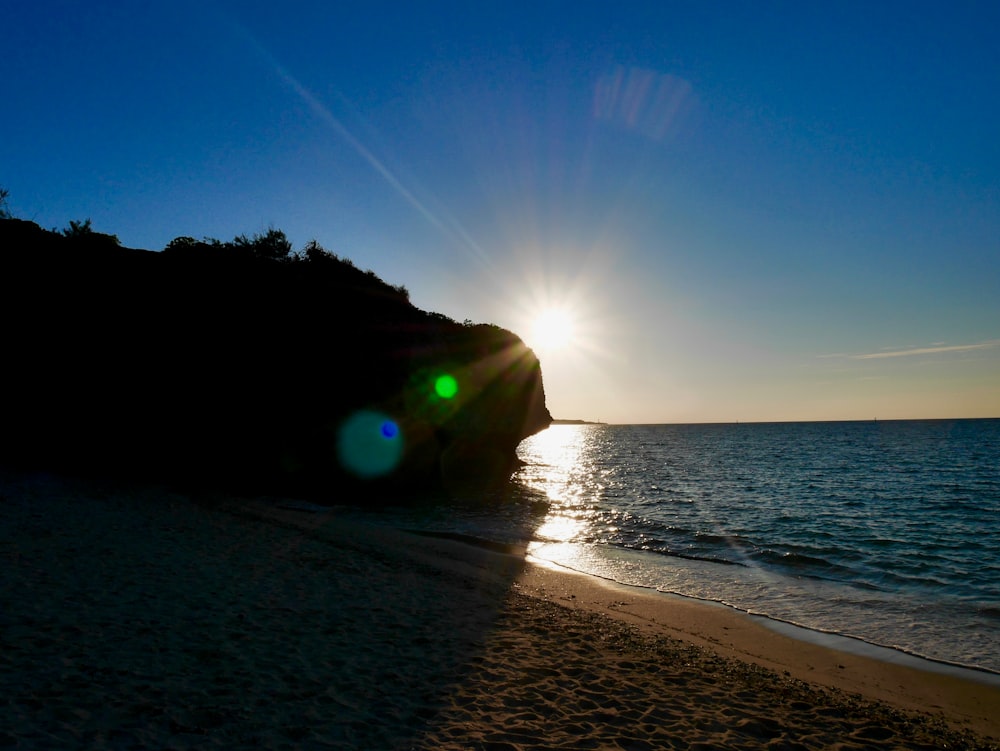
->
[356, 419, 1000, 677]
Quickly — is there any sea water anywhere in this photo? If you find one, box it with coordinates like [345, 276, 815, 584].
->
[367, 419, 1000, 676]
[515, 420, 1000, 675]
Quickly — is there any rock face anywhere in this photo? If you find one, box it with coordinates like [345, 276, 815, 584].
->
[0, 219, 551, 498]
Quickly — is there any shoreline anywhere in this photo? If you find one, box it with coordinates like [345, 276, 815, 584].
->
[3, 471, 999, 749]
[752, 611, 1000, 688]
[524, 552, 1000, 689]
[516, 555, 1000, 737]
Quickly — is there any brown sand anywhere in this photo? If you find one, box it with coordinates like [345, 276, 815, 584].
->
[2, 470, 998, 750]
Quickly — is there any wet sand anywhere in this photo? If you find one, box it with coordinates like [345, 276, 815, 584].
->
[2, 471, 998, 750]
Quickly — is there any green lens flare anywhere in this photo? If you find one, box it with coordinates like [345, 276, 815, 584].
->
[337, 410, 403, 478]
[434, 374, 459, 399]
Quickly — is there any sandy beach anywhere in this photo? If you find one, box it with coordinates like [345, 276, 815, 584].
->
[2, 470, 998, 750]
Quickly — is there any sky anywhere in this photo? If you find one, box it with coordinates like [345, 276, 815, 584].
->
[3, 1, 998, 423]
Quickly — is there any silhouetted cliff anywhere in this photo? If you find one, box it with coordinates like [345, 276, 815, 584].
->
[0, 219, 551, 499]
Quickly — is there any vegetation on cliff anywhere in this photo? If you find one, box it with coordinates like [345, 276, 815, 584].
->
[0, 209, 550, 499]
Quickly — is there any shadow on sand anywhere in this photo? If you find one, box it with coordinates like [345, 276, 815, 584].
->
[0, 469, 543, 749]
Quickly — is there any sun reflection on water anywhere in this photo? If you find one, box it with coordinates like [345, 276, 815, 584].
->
[516, 425, 603, 564]
[533, 510, 590, 547]
[517, 425, 587, 501]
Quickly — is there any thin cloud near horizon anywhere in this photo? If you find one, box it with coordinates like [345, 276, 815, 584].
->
[846, 340, 1000, 360]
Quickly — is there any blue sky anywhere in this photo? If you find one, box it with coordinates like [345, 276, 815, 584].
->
[4, 1, 998, 422]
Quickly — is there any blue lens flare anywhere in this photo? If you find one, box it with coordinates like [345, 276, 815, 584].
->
[337, 410, 404, 478]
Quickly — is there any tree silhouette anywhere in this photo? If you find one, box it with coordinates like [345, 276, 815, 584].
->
[164, 235, 199, 252]
[301, 238, 338, 264]
[61, 218, 121, 247]
[62, 218, 94, 237]
[232, 227, 292, 262]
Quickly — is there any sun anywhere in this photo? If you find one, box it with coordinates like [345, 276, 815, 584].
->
[530, 308, 576, 351]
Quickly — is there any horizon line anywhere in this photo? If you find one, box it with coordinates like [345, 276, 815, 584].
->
[552, 416, 1000, 426]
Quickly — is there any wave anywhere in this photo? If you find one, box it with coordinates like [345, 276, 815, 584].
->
[756, 549, 861, 579]
[977, 605, 1000, 621]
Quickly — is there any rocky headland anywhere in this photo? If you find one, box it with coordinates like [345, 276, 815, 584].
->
[0, 219, 551, 500]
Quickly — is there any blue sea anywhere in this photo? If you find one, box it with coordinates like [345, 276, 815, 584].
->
[360, 419, 1000, 677]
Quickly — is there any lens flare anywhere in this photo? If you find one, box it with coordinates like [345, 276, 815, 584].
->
[337, 410, 404, 478]
[434, 374, 459, 399]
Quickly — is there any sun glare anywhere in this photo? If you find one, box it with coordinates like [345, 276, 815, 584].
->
[531, 308, 576, 351]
